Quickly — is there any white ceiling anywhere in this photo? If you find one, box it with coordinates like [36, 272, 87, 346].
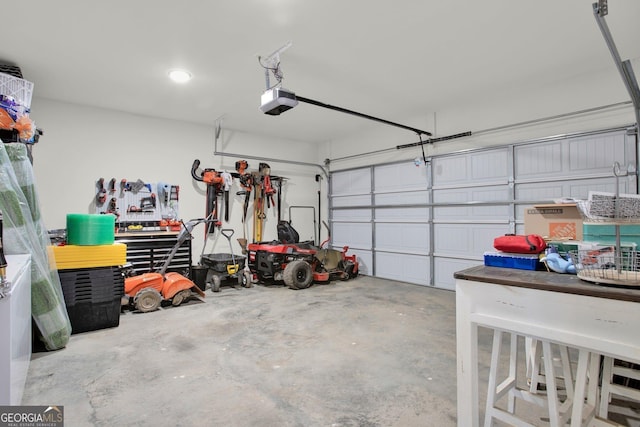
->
[2, 0, 640, 143]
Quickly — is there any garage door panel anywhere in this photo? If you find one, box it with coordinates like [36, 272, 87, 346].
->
[434, 223, 510, 257]
[375, 252, 429, 286]
[374, 163, 428, 192]
[332, 194, 371, 207]
[375, 190, 429, 205]
[516, 176, 636, 203]
[567, 133, 627, 174]
[515, 131, 630, 180]
[433, 156, 469, 184]
[434, 258, 482, 291]
[332, 209, 372, 221]
[433, 185, 510, 203]
[515, 181, 570, 202]
[348, 249, 372, 276]
[375, 223, 429, 254]
[332, 222, 372, 248]
[433, 185, 511, 220]
[434, 205, 511, 220]
[331, 169, 371, 196]
[433, 148, 508, 186]
[375, 207, 430, 221]
[470, 150, 509, 181]
[515, 142, 564, 178]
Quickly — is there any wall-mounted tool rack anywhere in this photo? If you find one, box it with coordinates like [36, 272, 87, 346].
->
[94, 178, 180, 232]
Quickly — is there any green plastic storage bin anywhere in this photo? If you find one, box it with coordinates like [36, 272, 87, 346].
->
[66, 214, 116, 245]
[582, 223, 640, 247]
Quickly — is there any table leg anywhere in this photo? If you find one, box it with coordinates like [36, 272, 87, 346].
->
[457, 285, 479, 427]
[570, 349, 590, 427]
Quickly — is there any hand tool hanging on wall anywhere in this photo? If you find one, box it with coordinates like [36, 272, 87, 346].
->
[234, 161, 252, 222]
[252, 167, 266, 243]
[139, 193, 156, 211]
[234, 160, 252, 253]
[157, 182, 171, 206]
[253, 162, 280, 242]
[123, 179, 147, 193]
[316, 174, 322, 246]
[106, 197, 120, 220]
[230, 160, 288, 244]
[262, 163, 276, 210]
[120, 179, 127, 197]
[191, 159, 224, 233]
[221, 170, 233, 222]
[274, 178, 283, 222]
[269, 176, 287, 225]
[108, 178, 116, 194]
[96, 178, 107, 205]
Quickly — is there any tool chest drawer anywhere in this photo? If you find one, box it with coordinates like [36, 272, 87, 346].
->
[114, 232, 191, 276]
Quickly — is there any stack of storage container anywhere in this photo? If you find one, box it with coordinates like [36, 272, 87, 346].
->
[52, 214, 126, 333]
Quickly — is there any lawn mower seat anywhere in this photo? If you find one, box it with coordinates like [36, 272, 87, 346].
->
[277, 220, 299, 243]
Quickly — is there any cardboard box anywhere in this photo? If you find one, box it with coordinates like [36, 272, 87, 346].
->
[524, 204, 583, 240]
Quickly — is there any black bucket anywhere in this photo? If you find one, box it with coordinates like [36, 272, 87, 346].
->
[200, 253, 246, 273]
[191, 265, 209, 291]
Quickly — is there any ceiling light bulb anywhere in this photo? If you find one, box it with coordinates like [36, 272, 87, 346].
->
[168, 69, 192, 83]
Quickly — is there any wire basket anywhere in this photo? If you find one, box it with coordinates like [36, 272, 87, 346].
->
[569, 248, 640, 287]
[577, 193, 640, 223]
[0, 72, 34, 109]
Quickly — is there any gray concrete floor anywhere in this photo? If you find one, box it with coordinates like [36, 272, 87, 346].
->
[23, 274, 640, 426]
[22, 276, 465, 427]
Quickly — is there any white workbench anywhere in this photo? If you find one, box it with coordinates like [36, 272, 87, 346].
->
[455, 265, 640, 426]
[0, 254, 32, 405]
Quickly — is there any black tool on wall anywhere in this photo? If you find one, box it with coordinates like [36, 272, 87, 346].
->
[191, 159, 224, 233]
[315, 174, 322, 246]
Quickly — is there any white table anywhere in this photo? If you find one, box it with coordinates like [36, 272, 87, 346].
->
[0, 254, 32, 405]
[455, 265, 640, 426]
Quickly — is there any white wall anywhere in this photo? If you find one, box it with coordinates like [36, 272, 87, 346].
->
[29, 99, 323, 260]
[322, 58, 639, 171]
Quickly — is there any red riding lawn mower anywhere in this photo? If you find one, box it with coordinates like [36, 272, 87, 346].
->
[247, 221, 359, 290]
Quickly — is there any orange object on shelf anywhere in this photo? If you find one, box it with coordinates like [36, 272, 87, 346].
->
[0, 108, 14, 130]
[0, 108, 34, 139]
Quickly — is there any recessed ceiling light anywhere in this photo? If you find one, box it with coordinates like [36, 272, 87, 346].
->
[168, 69, 192, 83]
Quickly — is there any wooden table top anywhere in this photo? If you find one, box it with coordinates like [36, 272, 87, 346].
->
[454, 265, 640, 303]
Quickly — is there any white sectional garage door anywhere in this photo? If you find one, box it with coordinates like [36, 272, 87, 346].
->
[329, 127, 638, 290]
